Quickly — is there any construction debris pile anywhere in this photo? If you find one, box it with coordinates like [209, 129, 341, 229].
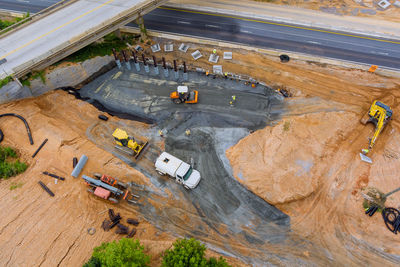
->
[102, 209, 139, 238]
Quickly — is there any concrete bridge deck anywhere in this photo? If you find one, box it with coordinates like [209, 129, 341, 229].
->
[0, 0, 166, 79]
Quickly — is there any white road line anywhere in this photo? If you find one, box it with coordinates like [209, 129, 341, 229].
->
[205, 24, 220, 28]
[177, 21, 191, 25]
[240, 30, 252, 34]
[307, 41, 321, 45]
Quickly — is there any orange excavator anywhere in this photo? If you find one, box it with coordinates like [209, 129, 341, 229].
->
[170, 86, 198, 104]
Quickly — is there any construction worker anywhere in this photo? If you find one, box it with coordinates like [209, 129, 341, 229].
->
[230, 95, 236, 107]
[213, 49, 217, 54]
[205, 71, 209, 76]
[224, 72, 228, 79]
[185, 129, 191, 136]
[158, 129, 164, 137]
[362, 149, 369, 155]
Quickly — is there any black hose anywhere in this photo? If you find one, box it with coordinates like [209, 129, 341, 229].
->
[382, 207, 400, 234]
[0, 113, 34, 145]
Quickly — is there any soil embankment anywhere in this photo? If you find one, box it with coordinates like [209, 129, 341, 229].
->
[0, 91, 243, 266]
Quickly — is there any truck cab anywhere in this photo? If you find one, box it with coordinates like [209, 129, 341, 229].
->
[155, 152, 201, 189]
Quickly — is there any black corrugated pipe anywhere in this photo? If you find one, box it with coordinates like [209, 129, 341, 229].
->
[173, 60, 177, 72]
[183, 62, 187, 73]
[0, 113, 34, 145]
[162, 57, 166, 69]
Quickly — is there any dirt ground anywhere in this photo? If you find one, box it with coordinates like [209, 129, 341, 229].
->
[1, 35, 400, 265]
[0, 91, 244, 266]
[143, 38, 400, 264]
[256, 0, 400, 23]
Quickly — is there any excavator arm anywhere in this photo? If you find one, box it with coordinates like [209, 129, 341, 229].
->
[369, 108, 386, 149]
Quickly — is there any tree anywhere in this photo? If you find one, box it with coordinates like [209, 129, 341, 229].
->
[88, 238, 150, 267]
[162, 238, 231, 267]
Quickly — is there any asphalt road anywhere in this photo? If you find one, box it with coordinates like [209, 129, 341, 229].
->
[2, 1, 400, 69]
[0, 0, 58, 13]
[142, 7, 400, 69]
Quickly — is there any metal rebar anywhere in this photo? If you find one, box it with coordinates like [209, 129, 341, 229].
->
[112, 48, 118, 61]
[131, 49, 137, 63]
[142, 54, 147, 66]
[152, 55, 157, 67]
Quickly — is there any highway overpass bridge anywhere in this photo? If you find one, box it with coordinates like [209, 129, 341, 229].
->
[0, 0, 167, 80]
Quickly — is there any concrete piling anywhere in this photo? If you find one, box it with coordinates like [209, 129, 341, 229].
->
[183, 61, 188, 81]
[153, 55, 159, 75]
[173, 60, 179, 80]
[112, 48, 122, 69]
[131, 50, 140, 72]
[121, 50, 131, 70]
[162, 57, 169, 77]
[142, 54, 149, 73]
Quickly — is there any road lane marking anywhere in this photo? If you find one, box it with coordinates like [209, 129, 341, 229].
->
[205, 24, 220, 28]
[149, 13, 395, 53]
[0, 0, 116, 60]
[177, 21, 191, 24]
[159, 6, 400, 45]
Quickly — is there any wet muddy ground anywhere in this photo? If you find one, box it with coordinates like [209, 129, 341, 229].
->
[78, 65, 333, 264]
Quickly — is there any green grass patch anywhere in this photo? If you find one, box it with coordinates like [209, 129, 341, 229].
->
[283, 121, 290, 132]
[0, 146, 28, 179]
[61, 33, 132, 63]
[0, 76, 12, 89]
[0, 13, 30, 31]
[20, 70, 46, 87]
[10, 182, 23, 190]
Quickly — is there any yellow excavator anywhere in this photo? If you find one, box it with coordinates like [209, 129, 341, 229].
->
[112, 128, 148, 159]
[360, 100, 392, 160]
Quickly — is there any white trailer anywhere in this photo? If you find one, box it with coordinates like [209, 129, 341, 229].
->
[155, 152, 201, 189]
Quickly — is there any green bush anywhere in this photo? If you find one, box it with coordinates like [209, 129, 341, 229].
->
[162, 238, 231, 267]
[63, 33, 130, 63]
[0, 13, 30, 31]
[83, 256, 101, 267]
[0, 76, 12, 88]
[0, 146, 28, 179]
[87, 238, 150, 267]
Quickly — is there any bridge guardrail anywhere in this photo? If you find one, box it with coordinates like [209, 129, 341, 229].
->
[0, 0, 79, 39]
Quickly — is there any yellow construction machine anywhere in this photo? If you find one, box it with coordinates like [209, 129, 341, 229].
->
[170, 86, 198, 104]
[360, 100, 392, 160]
[112, 128, 148, 159]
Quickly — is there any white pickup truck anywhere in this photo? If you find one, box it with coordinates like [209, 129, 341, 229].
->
[155, 152, 201, 189]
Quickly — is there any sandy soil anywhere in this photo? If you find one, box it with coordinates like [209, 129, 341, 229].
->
[139, 38, 400, 263]
[0, 91, 244, 267]
[256, 0, 400, 23]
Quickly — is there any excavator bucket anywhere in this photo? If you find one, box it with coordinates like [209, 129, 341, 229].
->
[360, 111, 370, 125]
[134, 141, 148, 159]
